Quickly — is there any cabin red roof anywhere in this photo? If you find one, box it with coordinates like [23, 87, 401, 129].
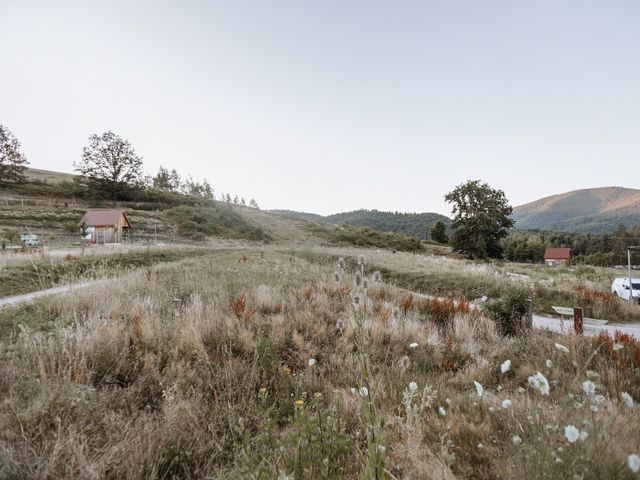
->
[81, 210, 131, 228]
[544, 247, 572, 260]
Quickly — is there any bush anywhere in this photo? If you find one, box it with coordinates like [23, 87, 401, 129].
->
[483, 288, 531, 336]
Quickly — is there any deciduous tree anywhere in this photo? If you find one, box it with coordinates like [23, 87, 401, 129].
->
[74, 131, 143, 201]
[445, 180, 514, 258]
[0, 125, 29, 183]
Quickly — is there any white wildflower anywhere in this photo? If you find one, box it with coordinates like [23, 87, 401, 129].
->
[554, 343, 570, 353]
[528, 372, 550, 396]
[359, 387, 369, 397]
[502, 399, 512, 409]
[579, 431, 589, 442]
[477, 443, 484, 449]
[594, 394, 606, 403]
[582, 380, 596, 396]
[629, 454, 640, 473]
[438, 406, 446, 416]
[512, 435, 522, 445]
[408, 381, 418, 394]
[308, 358, 317, 366]
[621, 392, 634, 408]
[546, 359, 553, 368]
[474, 381, 484, 397]
[350, 387, 357, 395]
[488, 406, 496, 413]
[586, 370, 600, 379]
[564, 425, 580, 443]
[517, 387, 526, 394]
[501, 359, 511, 373]
[613, 342, 624, 351]
[590, 405, 599, 413]
[409, 342, 419, 349]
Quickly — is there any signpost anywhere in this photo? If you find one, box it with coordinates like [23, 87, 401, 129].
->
[573, 307, 583, 335]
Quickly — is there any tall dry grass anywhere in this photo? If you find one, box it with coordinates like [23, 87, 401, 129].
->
[0, 248, 639, 479]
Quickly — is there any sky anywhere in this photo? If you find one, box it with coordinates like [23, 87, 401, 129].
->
[1, 1, 639, 216]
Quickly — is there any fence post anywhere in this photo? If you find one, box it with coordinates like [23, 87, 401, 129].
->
[523, 298, 533, 331]
[573, 307, 583, 335]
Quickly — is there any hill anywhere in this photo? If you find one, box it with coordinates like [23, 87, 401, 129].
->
[270, 209, 450, 239]
[513, 186, 640, 233]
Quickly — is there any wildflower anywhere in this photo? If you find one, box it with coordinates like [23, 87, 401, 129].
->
[564, 425, 580, 443]
[409, 381, 418, 393]
[502, 399, 512, 409]
[474, 381, 484, 397]
[258, 387, 267, 395]
[528, 372, 550, 396]
[350, 387, 357, 395]
[582, 380, 596, 396]
[512, 435, 523, 445]
[546, 359, 553, 368]
[590, 405, 599, 413]
[377, 444, 386, 454]
[621, 392, 634, 408]
[336, 319, 345, 332]
[359, 387, 369, 397]
[613, 342, 624, 351]
[439, 406, 446, 416]
[586, 370, 600, 379]
[629, 454, 640, 473]
[501, 359, 511, 373]
[308, 358, 317, 366]
[373, 271, 382, 283]
[294, 399, 305, 407]
[353, 294, 361, 306]
[314, 392, 322, 399]
[282, 366, 291, 375]
[409, 342, 418, 349]
[488, 406, 496, 413]
[445, 398, 452, 405]
[594, 394, 606, 403]
[517, 387, 526, 394]
[554, 343, 570, 353]
[477, 443, 484, 449]
[333, 272, 340, 283]
[337, 257, 346, 269]
[399, 355, 411, 372]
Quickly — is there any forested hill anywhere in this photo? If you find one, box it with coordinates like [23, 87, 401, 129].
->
[513, 186, 640, 233]
[270, 209, 451, 239]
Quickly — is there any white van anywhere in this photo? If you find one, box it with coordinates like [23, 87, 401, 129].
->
[611, 277, 640, 303]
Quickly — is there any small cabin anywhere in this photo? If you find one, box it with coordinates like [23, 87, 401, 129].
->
[81, 210, 131, 244]
[544, 247, 572, 267]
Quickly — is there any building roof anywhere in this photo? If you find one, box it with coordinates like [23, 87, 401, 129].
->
[544, 247, 572, 260]
[81, 210, 131, 228]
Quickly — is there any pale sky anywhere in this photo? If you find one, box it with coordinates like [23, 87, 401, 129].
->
[2, 1, 639, 216]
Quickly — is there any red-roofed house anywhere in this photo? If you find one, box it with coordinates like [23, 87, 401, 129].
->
[81, 210, 131, 244]
[544, 247, 572, 267]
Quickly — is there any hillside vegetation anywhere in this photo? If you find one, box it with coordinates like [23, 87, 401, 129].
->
[271, 209, 450, 239]
[513, 187, 640, 233]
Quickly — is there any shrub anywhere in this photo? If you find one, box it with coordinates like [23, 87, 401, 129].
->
[483, 288, 531, 336]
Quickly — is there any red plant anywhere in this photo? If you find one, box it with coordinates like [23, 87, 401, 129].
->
[576, 287, 616, 304]
[402, 294, 415, 314]
[592, 330, 640, 368]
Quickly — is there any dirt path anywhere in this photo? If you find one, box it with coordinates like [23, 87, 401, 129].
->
[0, 280, 102, 308]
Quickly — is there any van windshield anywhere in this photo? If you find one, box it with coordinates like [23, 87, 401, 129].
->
[633, 283, 640, 290]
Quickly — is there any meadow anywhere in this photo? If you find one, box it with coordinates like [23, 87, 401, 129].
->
[0, 245, 639, 479]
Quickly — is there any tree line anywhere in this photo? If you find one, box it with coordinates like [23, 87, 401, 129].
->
[0, 125, 258, 208]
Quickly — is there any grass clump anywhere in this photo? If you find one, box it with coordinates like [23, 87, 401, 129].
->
[306, 223, 424, 252]
[484, 287, 531, 336]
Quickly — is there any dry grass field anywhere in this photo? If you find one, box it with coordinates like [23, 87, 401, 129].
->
[1, 245, 639, 479]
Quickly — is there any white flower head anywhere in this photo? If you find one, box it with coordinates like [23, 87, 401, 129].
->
[474, 381, 484, 397]
[621, 392, 634, 409]
[546, 359, 553, 368]
[564, 425, 580, 443]
[408, 381, 418, 394]
[501, 359, 511, 374]
[438, 406, 446, 416]
[359, 386, 369, 397]
[629, 454, 640, 473]
[554, 343, 570, 353]
[512, 435, 522, 445]
[579, 431, 589, 442]
[350, 387, 357, 395]
[528, 372, 550, 396]
[590, 405, 599, 413]
[582, 380, 596, 396]
[613, 342, 624, 351]
[409, 342, 419, 349]
[502, 399, 512, 409]
[308, 358, 317, 366]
